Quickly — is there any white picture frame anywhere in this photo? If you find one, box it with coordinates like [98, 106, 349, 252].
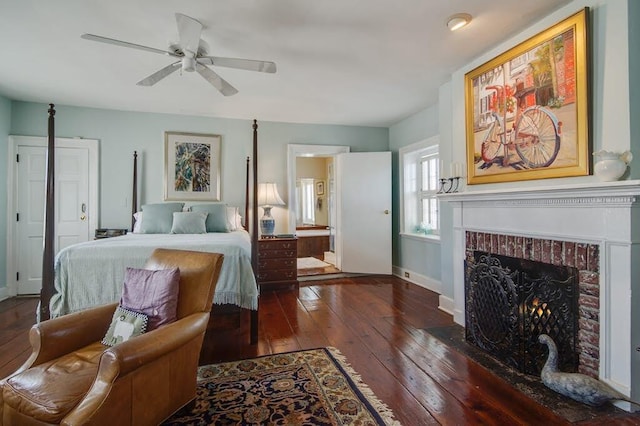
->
[164, 131, 221, 201]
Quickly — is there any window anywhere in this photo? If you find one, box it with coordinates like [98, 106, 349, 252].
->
[400, 137, 440, 237]
[297, 178, 315, 225]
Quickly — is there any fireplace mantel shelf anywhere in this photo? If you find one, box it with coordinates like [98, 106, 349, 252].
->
[437, 179, 640, 206]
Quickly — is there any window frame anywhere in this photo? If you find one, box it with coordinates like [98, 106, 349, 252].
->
[399, 136, 440, 241]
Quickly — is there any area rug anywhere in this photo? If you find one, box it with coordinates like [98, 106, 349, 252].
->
[163, 347, 400, 425]
[297, 257, 332, 269]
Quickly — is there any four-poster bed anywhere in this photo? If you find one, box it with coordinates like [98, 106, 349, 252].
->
[39, 107, 261, 344]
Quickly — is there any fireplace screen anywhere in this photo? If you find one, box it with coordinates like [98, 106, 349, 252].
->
[465, 251, 579, 375]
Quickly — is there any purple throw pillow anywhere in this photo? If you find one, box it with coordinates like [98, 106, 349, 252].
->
[120, 267, 180, 331]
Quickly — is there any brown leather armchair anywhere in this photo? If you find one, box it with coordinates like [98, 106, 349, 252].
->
[0, 248, 223, 426]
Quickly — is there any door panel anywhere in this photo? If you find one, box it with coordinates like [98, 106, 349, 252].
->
[16, 143, 93, 294]
[17, 147, 46, 294]
[335, 152, 392, 275]
[57, 148, 90, 252]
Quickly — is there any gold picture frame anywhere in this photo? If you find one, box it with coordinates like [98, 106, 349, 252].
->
[465, 8, 590, 184]
[164, 131, 221, 201]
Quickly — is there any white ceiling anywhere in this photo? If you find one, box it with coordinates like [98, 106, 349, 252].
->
[0, 0, 572, 127]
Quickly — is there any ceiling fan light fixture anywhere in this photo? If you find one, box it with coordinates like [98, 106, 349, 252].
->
[182, 56, 196, 72]
[447, 13, 472, 31]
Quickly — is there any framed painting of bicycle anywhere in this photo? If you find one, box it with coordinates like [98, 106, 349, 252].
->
[465, 8, 590, 184]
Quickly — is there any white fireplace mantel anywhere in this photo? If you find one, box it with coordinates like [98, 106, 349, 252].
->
[438, 179, 640, 204]
[439, 179, 640, 407]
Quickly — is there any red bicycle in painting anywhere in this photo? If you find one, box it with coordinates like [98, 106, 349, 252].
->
[481, 83, 562, 169]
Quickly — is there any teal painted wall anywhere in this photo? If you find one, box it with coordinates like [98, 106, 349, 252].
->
[9, 102, 387, 236]
[389, 105, 441, 282]
[0, 95, 11, 290]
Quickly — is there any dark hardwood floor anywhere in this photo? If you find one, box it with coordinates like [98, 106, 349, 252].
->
[2, 276, 639, 425]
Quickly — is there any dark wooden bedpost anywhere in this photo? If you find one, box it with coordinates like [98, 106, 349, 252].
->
[251, 120, 259, 267]
[250, 119, 259, 344]
[40, 104, 56, 321]
[245, 156, 250, 229]
[131, 151, 138, 231]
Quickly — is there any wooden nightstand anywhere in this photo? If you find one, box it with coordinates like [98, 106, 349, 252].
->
[257, 237, 298, 290]
[94, 228, 128, 239]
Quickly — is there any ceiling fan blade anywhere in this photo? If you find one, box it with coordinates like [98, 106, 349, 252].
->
[196, 63, 238, 96]
[136, 62, 181, 86]
[175, 13, 202, 56]
[81, 34, 179, 57]
[199, 56, 277, 73]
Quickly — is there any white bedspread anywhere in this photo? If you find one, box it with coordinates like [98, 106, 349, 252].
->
[49, 231, 258, 318]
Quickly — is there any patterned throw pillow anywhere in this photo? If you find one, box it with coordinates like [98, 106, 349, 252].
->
[120, 267, 180, 330]
[102, 306, 148, 346]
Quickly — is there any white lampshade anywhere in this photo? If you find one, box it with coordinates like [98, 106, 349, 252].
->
[258, 182, 285, 207]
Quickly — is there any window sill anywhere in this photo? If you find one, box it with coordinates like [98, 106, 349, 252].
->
[399, 232, 441, 243]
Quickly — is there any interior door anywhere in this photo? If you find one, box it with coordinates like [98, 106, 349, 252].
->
[13, 138, 97, 295]
[335, 152, 392, 274]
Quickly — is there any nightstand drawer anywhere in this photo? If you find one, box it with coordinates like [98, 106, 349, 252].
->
[257, 269, 297, 282]
[258, 249, 296, 259]
[258, 258, 296, 270]
[258, 240, 297, 251]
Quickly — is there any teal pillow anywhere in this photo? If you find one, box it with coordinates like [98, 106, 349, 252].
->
[171, 212, 207, 234]
[190, 203, 230, 232]
[140, 203, 184, 234]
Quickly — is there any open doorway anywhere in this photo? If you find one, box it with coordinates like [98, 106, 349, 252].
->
[287, 144, 349, 277]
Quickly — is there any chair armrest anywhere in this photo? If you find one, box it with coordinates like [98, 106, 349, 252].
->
[62, 313, 209, 425]
[26, 303, 118, 369]
[102, 312, 209, 377]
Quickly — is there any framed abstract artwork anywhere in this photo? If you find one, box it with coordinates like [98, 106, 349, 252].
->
[164, 131, 221, 201]
[465, 8, 590, 184]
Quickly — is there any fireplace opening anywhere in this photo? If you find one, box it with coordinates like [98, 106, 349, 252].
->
[465, 251, 579, 375]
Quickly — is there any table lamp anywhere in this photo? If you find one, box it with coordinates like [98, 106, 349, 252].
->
[258, 182, 285, 237]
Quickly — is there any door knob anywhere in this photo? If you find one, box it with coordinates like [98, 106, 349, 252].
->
[80, 214, 86, 221]
[384, 209, 389, 215]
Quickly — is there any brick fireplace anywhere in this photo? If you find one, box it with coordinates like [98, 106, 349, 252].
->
[440, 180, 640, 410]
[464, 231, 598, 377]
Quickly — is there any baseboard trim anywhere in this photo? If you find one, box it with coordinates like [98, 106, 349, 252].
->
[392, 266, 441, 294]
[438, 294, 455, 316]
[0, 286, 9, 303]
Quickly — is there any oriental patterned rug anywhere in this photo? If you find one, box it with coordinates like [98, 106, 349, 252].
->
[163, 347, 400, 425]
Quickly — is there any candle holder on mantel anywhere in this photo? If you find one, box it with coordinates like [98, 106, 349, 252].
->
[437, 176, 461, 194]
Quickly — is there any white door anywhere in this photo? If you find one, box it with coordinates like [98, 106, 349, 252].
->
[16, 146, 47, 294]
[12, 137, 98, 295]
[335, 152, 392, 274]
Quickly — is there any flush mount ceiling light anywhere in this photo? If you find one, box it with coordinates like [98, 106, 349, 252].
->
[447, 13, 472, 31]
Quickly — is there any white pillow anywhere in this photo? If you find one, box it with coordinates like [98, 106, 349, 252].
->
[226, 206, 244, 231]
[133, 212, 142, 233]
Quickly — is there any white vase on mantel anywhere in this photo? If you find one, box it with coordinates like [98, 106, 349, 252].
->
[593, 150, 632, 182]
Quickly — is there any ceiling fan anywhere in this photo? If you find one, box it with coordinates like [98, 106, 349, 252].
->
[81, 13, 276, 96]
